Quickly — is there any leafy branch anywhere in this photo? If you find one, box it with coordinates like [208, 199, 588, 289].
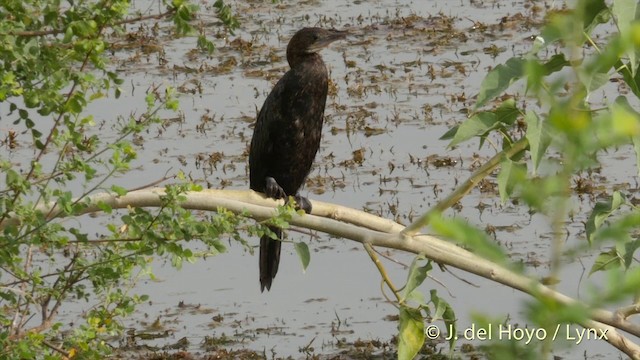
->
[2, 188, 639, 357]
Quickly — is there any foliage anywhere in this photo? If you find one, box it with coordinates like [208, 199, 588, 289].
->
[429, 0, 640, 357]
[0, 0, 240, 358]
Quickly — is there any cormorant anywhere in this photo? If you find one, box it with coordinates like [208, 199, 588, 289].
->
[249, 27, 346, 292]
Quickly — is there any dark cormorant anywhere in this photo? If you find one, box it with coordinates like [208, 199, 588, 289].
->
[249, 27, 346, 292]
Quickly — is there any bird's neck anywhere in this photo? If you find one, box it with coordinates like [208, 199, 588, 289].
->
[287, 52, 323, 69]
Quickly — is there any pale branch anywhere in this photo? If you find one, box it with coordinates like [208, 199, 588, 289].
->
[616, 304, 640, 321]
[1, 187, 640, 357]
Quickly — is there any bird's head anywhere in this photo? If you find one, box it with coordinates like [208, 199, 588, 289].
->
[286, 27, 347, 66]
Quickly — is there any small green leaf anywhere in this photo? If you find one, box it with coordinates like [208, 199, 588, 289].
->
[96, 201, 113, 214]
[611, 96, 640, 138]
[400, 257, 431, 302]
[525, 111, 549, 174]
[476, 57, 526, 108]
[294, 242, 310, 271]
[439, 125, 459, 141]
[497, 158, 513, 204]
[623, 239, 640, 270]
[429, 213, 508, 265]
[582, 0, 610, 35]
[589, 248, 623, 275]
[577, 69, 610, 94]
[69, 228, 88, 242]
[448, 112, 499, 148]
[494, 98, 519, 125]
[585, 191, 626, 243]
[197, 35, 215, 54]
[398, 306, 425, 360]
[430, 290, 457, 351]
[542, 53, 570, 75]
[111, 185, 128, 196]
[212, 240, 227, 253]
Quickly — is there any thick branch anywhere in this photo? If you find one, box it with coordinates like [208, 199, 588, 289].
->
[1, 188, 639, 358]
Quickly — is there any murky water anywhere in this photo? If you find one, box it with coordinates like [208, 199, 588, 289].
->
[13, 0, 637, 358]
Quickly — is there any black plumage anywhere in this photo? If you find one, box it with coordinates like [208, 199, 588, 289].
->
[249, 27, 346, 292]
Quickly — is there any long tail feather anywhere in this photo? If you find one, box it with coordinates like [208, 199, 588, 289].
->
[259, 226, 282, 292]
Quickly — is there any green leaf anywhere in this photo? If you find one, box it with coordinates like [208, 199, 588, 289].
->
[400, 258, 432, 302]
[613, 0, 638, 75]
[111, 185, 128, 196]
[430, 290, 457, 351]
[212, 240, 227, 253]
[476, 57, 526, 108]
[623, 239, 640, 270]
[448, 112, 498, 148]
[525, 111, 549, 174]
[496, 159, 526, 204]
[590, 248, 623, 275]
[429, 213, 508, 265]
[497, 158, 513, 204]
[197, 35, 215, 54]
[586, 191, 626, 244]
[294, 242, 310, 271]
[577, 69, 610, 94]
[592, 212, 640, 240]
[398, 306, 425, 360]
[214, 0, 240, 33]
[583, 0, 610, 35]
[494, 98, 519, 125]
[542, 53, 570, 75]
[618, 37, 640, 97]
[600, 267, 640, 303]
[611, 96, 640, 138]
[96, 201, 113, 214]
[439, 125, 459, 141]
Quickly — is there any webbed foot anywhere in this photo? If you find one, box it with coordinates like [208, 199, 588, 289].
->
[293, 194, 312, 214]
[265, 177, 286, 200]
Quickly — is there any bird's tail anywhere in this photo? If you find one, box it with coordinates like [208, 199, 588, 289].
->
[260, 226, 282, 292]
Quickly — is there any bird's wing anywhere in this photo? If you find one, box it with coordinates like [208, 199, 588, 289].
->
[249, 74, 289, 191]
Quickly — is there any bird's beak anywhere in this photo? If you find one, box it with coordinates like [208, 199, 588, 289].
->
[307, 29, 348, 53]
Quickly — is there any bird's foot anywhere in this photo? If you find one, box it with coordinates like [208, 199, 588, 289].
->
[293, 194, 312, 214]
[265, 177, 286, 200]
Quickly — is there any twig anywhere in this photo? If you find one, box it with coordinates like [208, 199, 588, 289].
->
[364, 243, 401, 302]
[615, 304, 640, 320]
[372, 246, 456, 297]
[41, 340, 70, 358]
[127, 171, 175, 192]
[402, 137, 529, 236]
[373, 247, 409, 268]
